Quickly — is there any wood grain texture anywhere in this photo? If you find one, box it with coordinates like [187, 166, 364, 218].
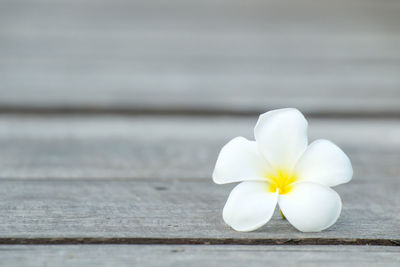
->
[1, 1, 399, 263]
[0, 177, 399, 241]
[1, 245, 399, 267]
[0, 115, 399, 180]
[1, 0, 400, 114]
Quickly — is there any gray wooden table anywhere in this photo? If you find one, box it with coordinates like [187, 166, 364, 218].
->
[1, 0, 400, 266]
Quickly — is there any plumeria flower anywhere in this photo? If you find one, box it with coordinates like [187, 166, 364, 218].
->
[213, 108, 353, 232]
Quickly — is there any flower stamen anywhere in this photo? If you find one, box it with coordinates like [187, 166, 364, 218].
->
[265, 169, 297, 194]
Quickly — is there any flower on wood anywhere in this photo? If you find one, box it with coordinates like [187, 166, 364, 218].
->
[213, 108, 353, 232]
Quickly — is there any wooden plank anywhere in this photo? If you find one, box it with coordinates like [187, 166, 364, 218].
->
[0, 115, 399, 180]
[1, 245, 399, 267]
[0, 177, 399, 241]
[0, 0, 399, 114]
[0, 116, 397, 243]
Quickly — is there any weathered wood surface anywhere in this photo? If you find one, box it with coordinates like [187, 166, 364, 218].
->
[1, 0, 400, 114]
[0, 177, 398, 242]
[1, 0, 399, 264]
[1, 245, 399, 267]
[0, 116, 399, 180]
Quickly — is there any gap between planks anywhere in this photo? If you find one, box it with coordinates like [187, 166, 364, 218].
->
[1, 107, 400, 119]
[0, 238, 399, 246]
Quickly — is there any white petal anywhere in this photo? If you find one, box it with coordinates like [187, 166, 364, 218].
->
[278, 182, 342, 232]
[294, 139, 353, 187]
[213, 137, 272, 184]
[254, 108, 308, 170]
[223, 181, 278, 232]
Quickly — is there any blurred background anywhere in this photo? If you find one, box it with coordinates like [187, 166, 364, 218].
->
[0, 0, 400, 182]
[1, 0, 399, 116]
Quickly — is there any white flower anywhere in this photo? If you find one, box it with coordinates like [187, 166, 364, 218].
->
[213, 108, 353, 232]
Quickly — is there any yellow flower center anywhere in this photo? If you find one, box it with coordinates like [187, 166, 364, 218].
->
[265, 169, 297, 194]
